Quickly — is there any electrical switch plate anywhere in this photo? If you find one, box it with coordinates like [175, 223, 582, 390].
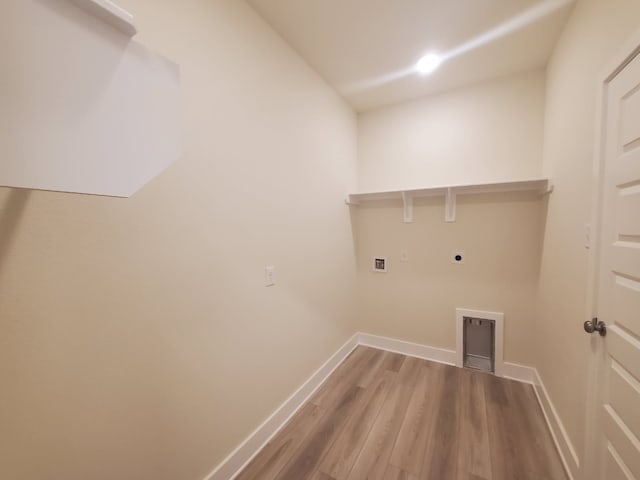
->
[265, 266, 275, 286]
[452, 251, 465, 264]
[400, 250, 409, 262]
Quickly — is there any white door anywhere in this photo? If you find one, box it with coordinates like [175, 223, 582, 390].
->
[589, 47, 640, 480]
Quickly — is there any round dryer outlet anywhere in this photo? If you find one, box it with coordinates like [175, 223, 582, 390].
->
[452, 251, 465, 264]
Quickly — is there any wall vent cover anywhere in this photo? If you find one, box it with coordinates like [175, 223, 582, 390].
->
[455, 308, 504, 377]
[463, 317, 495, 372]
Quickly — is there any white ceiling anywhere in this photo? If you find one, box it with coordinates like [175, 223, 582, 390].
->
[247, 0, 576, 112]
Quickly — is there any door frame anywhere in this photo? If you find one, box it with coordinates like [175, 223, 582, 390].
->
[582, 28, 640, 480]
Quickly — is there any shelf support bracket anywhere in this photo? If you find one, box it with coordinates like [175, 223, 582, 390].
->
[539, 181, 554, 196]
[445, 188, 457, 222]
[402, 191, 413, 223]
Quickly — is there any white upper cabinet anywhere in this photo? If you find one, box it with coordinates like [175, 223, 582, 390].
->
[0, 0, 181, 197]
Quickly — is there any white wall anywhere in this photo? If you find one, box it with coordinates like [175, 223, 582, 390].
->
[0, 1, 358, 479]
[357, 69, 546, 192]
[537, 0, 640, 476]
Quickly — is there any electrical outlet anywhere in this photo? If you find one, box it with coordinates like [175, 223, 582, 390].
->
[265, 266, 275, 286]
[452, 251, 465, 264]
[585, 223, 591, 249]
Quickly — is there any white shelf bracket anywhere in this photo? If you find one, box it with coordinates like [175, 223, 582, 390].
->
[70, 0, 137, 36]
[402, 191, 413, 223]
[540, 180, 555, 196]
[445, 187, 457, 222]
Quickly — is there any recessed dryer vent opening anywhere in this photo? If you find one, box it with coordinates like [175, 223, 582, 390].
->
[455, 308, 504, 377]
[463, 317, 495, 373]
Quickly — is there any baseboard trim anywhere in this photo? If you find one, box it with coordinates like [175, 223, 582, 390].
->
[356, 332, 457, 365]
[204, 333, 360, 480]
[532, 369, 579, 480]
[502, 361, 537, 384]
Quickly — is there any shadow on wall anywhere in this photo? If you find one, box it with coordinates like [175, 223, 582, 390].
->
[0, 188, 31, 271]
[536, 194, 550, 278]
[348, 204, 360, 268]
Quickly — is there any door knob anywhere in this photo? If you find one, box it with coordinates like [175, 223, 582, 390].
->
[584, 317, 607, 337]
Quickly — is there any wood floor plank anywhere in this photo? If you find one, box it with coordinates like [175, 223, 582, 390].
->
[238, 348, 568, 480]
[318, 370, 396, 479]
[396, 356, 427, 388]
[456, 369, 492, 480]
[380, 351, 406, 372]
[504, 381, 545, 477]
[483, 370, 509, 406]
[483, 373, 552, 480]
[384, 464, 419, 480]
[508, 381, 567, 480]
[501, 380, 567, 480]
[389, 360, 442, 476]
[346, 356, 423, 480]
[309, 471, 336, 480]
[310, 347, 378, 408]
[355, 349, 389, 388]
[234, 403, 325, 480]
[420, 364, 461, 479]
[276, 384, 364, 480]
[457, 473, 490, 480]
[483, 373, 521, 480]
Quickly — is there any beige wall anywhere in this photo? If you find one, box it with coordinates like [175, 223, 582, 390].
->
[0, 1, 357, 479]
[5, 1, 640, 479]
[352, 191, 545, 366]
[353, 69, 548, 367]
[357, 69, 546, 192]
[1, 0, 180, 197]
[537, 0, 640, 474]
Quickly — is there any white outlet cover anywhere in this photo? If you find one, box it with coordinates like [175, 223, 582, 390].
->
[452, 251, 465, 264]
[265, 265, 275, 286]
[585, 223, 591, 249]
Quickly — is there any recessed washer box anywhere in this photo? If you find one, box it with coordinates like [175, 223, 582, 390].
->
[372, 257, 387, 272]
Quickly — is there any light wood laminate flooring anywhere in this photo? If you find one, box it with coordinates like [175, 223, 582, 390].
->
[236, 346, 567, 480]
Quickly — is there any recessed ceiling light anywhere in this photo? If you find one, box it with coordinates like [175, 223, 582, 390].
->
[416, 53, 442, 75]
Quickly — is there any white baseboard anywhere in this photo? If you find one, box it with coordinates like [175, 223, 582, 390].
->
[356, 332, 457, 365]
[358, 332, 539, 385]
[205, 332, 574, 480]
[204, 333, 360, 480]
[502, 361, 537, 384]
[532, 369, 579, 480]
